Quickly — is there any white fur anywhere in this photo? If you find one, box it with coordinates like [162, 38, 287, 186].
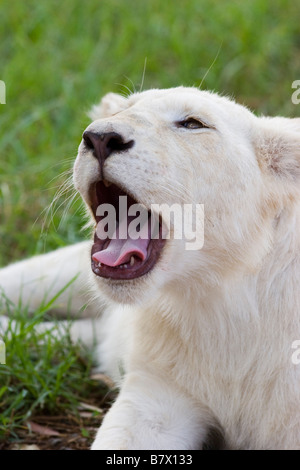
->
[1, 87, 300, 449]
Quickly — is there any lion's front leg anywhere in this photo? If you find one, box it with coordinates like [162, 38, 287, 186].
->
[0, 241, 97, 318]
[91, 370, 210, 450]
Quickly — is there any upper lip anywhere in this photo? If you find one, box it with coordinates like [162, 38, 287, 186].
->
[88, 179, 140, 223]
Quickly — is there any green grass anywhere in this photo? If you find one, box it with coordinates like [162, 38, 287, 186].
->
[0, 0, 299, 445]
[0, 287, 110, 440]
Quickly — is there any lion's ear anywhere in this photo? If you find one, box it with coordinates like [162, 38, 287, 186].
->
[256, 117, 300, 184]
[88, 93, 128, 120]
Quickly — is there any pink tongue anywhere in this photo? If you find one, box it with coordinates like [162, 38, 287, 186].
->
[92, 217, 150, 267]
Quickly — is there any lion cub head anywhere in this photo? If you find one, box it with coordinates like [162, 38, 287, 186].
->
[73, 87, 300, 304]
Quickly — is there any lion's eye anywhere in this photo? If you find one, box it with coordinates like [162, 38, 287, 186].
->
[177, 118, 208, 129]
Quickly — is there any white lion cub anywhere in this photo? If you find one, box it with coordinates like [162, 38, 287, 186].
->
[1, 87, 300, 450]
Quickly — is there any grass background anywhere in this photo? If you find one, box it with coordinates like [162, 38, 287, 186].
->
[0, 0, 299, 267]
[0, 0, 299, 447]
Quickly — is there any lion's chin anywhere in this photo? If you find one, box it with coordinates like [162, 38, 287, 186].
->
[91, 271, 162, 305]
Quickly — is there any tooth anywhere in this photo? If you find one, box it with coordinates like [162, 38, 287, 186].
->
[130, 256, 135, 266]
[103, 180, 112, 187]
[98, 262, 102, 267]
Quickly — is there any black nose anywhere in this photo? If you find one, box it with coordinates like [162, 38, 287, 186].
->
[82, 131, 134, 174]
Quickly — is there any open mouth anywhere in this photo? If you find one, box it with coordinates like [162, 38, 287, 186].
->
[89, 181, 166, 280]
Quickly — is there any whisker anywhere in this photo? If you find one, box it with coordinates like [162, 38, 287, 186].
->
[46, 168, 74, 186]
[139, 57, 147, 93]
[36, 169, 76, 234]
[114, 82, 133, 98]
[199, 42, 223, 89]
[49, 190, 76, 222]
[123, 76, 137, 95]
[58, 192, 81, 230]
[45, 176, 74, 193]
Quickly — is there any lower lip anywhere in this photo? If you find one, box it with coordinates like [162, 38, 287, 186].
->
[91, 233, 165, 280]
